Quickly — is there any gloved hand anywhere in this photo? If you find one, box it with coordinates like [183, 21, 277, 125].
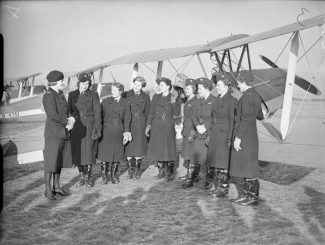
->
[65, 117, 76, 131]
[233, 137, 242, 152]
[145, 125, 151, 137]
[123, 133, 129, 145]
[128, 132, 132, 142]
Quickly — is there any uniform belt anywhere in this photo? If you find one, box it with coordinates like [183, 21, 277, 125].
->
[104, 118, 121, 125]
[213, 118, 229, 123]
[132, 111, 144, 118]
[80, 113, 94, 119]
[153, 112, 165, 120]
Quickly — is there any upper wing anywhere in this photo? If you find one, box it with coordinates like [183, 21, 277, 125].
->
[105, 34, 248, 65]
[211, 14, 325, 52]
[4, 72, 42, 84]
[66, 64, 109, 78]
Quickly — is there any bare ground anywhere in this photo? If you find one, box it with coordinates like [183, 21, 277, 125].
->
[1, 150, 325, 245]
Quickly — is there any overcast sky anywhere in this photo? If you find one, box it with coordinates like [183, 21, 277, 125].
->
[1, 0, 325, 96]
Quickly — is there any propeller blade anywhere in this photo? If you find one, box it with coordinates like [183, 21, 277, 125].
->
[259, 55, 279, 68]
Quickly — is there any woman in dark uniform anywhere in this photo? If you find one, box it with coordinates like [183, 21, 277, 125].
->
[181, 77, 217, 188]
[97, 83, 131, 184]
[43, 70, 74, 200]
[230, 76, 264, 206]
[124, 77, 150, 179]
[68, 73, 101, 187]
[145, 77, 181, 181]
[206, 79, 237, 196]
[177, 79, 198, 182]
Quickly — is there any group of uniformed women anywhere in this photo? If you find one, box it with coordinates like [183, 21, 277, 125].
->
[43, 70, 263, 206]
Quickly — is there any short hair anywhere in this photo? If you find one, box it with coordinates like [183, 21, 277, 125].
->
[112, 82, 124, 92]
[157, 77, 172, 91]
[133, 76, 146, 88]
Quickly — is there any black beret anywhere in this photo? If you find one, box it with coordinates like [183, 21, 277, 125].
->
[78, 72, 92, 83]
[46, 70, 64, 85]
[196, 77, 214, 90]
[185, 78, 197, 87]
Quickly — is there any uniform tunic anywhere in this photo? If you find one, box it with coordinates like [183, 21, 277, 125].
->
[230, 87, 264, 178]
[43, 88, 72, 172]
[124, 89, 150, 157]
[68, 89, 101, 165]
[181, 96, 198, 160]
[147, 93, 181, 161]
[190, 94, 217, 166]
[207, 92, 237, 169]
[97, 97, 131, 162]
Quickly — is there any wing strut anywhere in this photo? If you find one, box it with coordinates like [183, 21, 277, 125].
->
[157, 61, 163, 80]
[30, 76, 35, 96]
[280, 31, 299, 141]
[196, 53, 208, 78]
[97, 68, 104, 96]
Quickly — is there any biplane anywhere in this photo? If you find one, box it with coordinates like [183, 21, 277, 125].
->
[93, 13, 324, 142]
[2, 14, 324, 164]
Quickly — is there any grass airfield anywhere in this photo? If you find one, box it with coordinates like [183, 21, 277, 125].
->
[1, 100, 325, 244]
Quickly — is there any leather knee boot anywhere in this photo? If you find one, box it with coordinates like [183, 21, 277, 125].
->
[210, 169, 229, 197]
[181, 164, 197, 188]
[231, 177, 246, 203]
[165, 161, 174, 181]
[239, 178, 259, 206]
[201, 166, 215, 190]
[85, 165, 94, 187]
[156, 161, 166, 178]
[111, 162, 120, 184]
[134, 158, 142, 179]
[100, 162, 109, 184]
[127, 158, 135, 179]
[76, 165, 85, 187]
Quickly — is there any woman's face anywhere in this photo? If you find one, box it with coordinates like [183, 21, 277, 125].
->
[216, 80, 228, 95]
[79, 81, 90, 93]
[133, 80, 142, 93]
[237, 81, 245, 92]
[111, 85, 121, 98]
[185, 85, 194, 97]
[198, 84, 208, 97]
[57, 80, 65, 91]
[159, 81, 169, 94]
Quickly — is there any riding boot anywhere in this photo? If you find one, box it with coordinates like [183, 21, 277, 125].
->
[100, 162, 109, 184]
[193, 164, 200, 182]
[156, 161, 166, 178]
[111, 162, 120, 184]
[181, 163, 197, 188]
[231, 177, 246, 203]
[178, 160, 190, 181]
[210, 169, 229, 197]
[85, 165, 94, 187]
[201, 166, 215, 189]
[127, 158, 135, 179]
[76, 165, 85, 187]
[165, 161, 175, 181]
[134, 158, 142, 179]
[239, 178, 259, 206]
[106, 162, 111, 182]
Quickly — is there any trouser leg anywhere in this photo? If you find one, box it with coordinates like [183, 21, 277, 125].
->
[44, 172, 55, 200]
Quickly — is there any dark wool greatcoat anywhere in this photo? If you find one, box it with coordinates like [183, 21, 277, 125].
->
[147, 93, 181, 161]
[124, 89, 150, 157]
[68, 89, 101, 166]
[43, 88, 72, 172]
[190, 94, 218, 166]
[207, 92, 237, 169]
[181, 96, 198, 160]
[230, 87, 264, 178]
[97, 97, 131, 162]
